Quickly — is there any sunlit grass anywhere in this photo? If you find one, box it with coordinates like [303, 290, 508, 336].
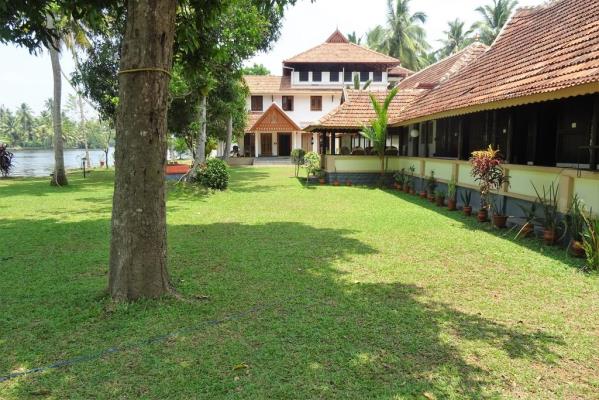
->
[0, 167, 597, 399]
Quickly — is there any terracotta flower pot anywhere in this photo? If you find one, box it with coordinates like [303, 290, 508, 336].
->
[543, 228, 556, 245]
[410, 189, 416, 195]
[346, 180, 352, 186]
[395, 183, 402, 190]
[404, 185, 410, 193]
[519, 222, 534, 237]
[477, 208, 488, 222]
[420, 191, 427, 198]
[463, 206, 472, 217]
[435, 196, 445, 207]
[319, 178, 326, 185]
[100, 161, 105, 167]
[333, 180, 340, 186]
[447, 199, 457, 211]
[428, 195, 435, 203]
[569, 240, 585, 257]
[492, 214, 508, 228]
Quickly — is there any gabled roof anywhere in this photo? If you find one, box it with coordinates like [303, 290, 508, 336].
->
[243, 75, 341, 94]
[388, 65, 415, 78]
[305, 89, 425, 131]
[395, 42, 488, 90]
[247, 103, 301, 132]
[283, 30, 400, 65]
[393, 0, 599, 125]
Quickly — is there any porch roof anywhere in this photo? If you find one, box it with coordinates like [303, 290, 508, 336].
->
[304, 89, 425, 132]
[391, 0, 599, 125]
[246, 103, 301, 133]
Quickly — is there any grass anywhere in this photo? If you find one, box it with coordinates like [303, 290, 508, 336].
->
[0, 167, 598, 399]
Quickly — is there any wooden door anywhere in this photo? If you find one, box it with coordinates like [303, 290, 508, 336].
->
[261, 133, 272, 156]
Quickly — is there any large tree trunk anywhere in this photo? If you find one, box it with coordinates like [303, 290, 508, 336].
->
[49, 39, 68, 186]
[194, 95, 207, 165]
[224, 113, 233, 161]
[78, 95, 91, 168]
[108, 0, 177, 301]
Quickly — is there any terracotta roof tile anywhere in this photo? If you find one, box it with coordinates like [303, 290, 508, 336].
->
[306, 89, 425, 131]
[393, 0, 599, 124]
[246, 111, 262, 131]
[395, 42, 488, 90]
[247, 103, 301, 132]
[388, 65, 415, 77]
[284, 31, 400, 65]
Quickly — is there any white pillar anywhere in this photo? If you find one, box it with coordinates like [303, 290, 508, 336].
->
[312, 133, 318, 152]
[255, 133, 260, 157]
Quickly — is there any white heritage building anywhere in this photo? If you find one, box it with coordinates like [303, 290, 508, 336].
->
[238, 30, 404, 158]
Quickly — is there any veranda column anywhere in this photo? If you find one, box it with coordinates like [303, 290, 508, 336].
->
[590, 94, 599, 170]
[254, 133, 260, 157]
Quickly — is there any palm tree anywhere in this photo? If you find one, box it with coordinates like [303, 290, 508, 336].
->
[438, 19, 474, 57]
[46, 14, 90, 186]
[359, 87, 399, 182]
[16, 103, 35, 143]
[0, 111, 19, 145]
[365, 25, 389, 54]
[474, 0, 518, 45]
[347, 31, 362, 45]
[385, 0, 430, 71]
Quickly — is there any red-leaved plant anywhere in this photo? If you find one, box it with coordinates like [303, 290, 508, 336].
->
[469, 145, 509, 209]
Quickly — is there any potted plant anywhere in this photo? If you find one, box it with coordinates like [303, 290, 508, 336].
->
[434, 190, 445, 207]
[447, 177, 457, 211]
[515, 202, 538, 239]
[393, 169, 406, 190]
[461, 190, 473, 216]
[346, 179, 353, 186]
[491, 197, 508, 228]
[469, 146, 509, 223]
[427, 170, 437, 202]
[532, 182, 563, 245]
[408, 165, 416, 194]
[317, 169, 326, 185]
[333, 177, 340, 186]
[419, 177, 428, 198]
[566, 194, 586, 257]
[581, 213, 599, 271]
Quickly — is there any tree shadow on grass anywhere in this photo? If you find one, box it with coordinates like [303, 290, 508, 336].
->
[0, 171, 115, 199]
[0, 218, 565, 399]
[383, 188, 587, 270]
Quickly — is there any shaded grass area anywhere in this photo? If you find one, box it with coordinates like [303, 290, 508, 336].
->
[0, 168, 598, 399]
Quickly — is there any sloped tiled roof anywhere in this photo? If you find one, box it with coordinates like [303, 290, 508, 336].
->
[247, 103, 301, 132]
[395, 42, 488, 90]
[284, 30, 400, 65]
[388, 65, 415, 77]
[393, 0, 599, 124]
[305, 89, 425, 131]
[244, 75, 341, 94]
[245, 111, 262, 131]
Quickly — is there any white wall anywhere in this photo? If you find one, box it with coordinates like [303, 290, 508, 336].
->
[291, 70, 389, 90]
[247, 93, 340, 129]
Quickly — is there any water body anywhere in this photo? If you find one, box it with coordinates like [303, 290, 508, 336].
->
[8, 148, 115, 177]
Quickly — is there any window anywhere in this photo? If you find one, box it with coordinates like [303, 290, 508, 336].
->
[310, 96, 322, 111]
[312, 71, 322, 82]
[330, 70, 340, 82]
[344, 70, 353, 82]
[373, 71, 382, 82]
[360, 71, 370, 82]
[251, 96, 263, 112]
[299, 71, 309, 82]
[282, 96, 294, 111]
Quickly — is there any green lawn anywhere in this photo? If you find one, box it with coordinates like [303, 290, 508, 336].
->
[1, 168, 598, 399]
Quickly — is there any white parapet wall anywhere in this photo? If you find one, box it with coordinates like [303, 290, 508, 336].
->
[325, 155, 599, 213]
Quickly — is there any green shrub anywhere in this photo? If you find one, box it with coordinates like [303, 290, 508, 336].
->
[196, 158, 229, 190]
[291, 148, 306, 177]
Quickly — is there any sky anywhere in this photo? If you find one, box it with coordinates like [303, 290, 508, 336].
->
[0, 0, 547, 115]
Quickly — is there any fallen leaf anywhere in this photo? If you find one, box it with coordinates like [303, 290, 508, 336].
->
[233, 363, 248, 370]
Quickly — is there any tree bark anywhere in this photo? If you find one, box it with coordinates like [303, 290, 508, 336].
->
[194, 95, 208, 165]
[49, 39, 68, 186]
[108, 0, 177, 301]
[224, 113, 233, 161]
